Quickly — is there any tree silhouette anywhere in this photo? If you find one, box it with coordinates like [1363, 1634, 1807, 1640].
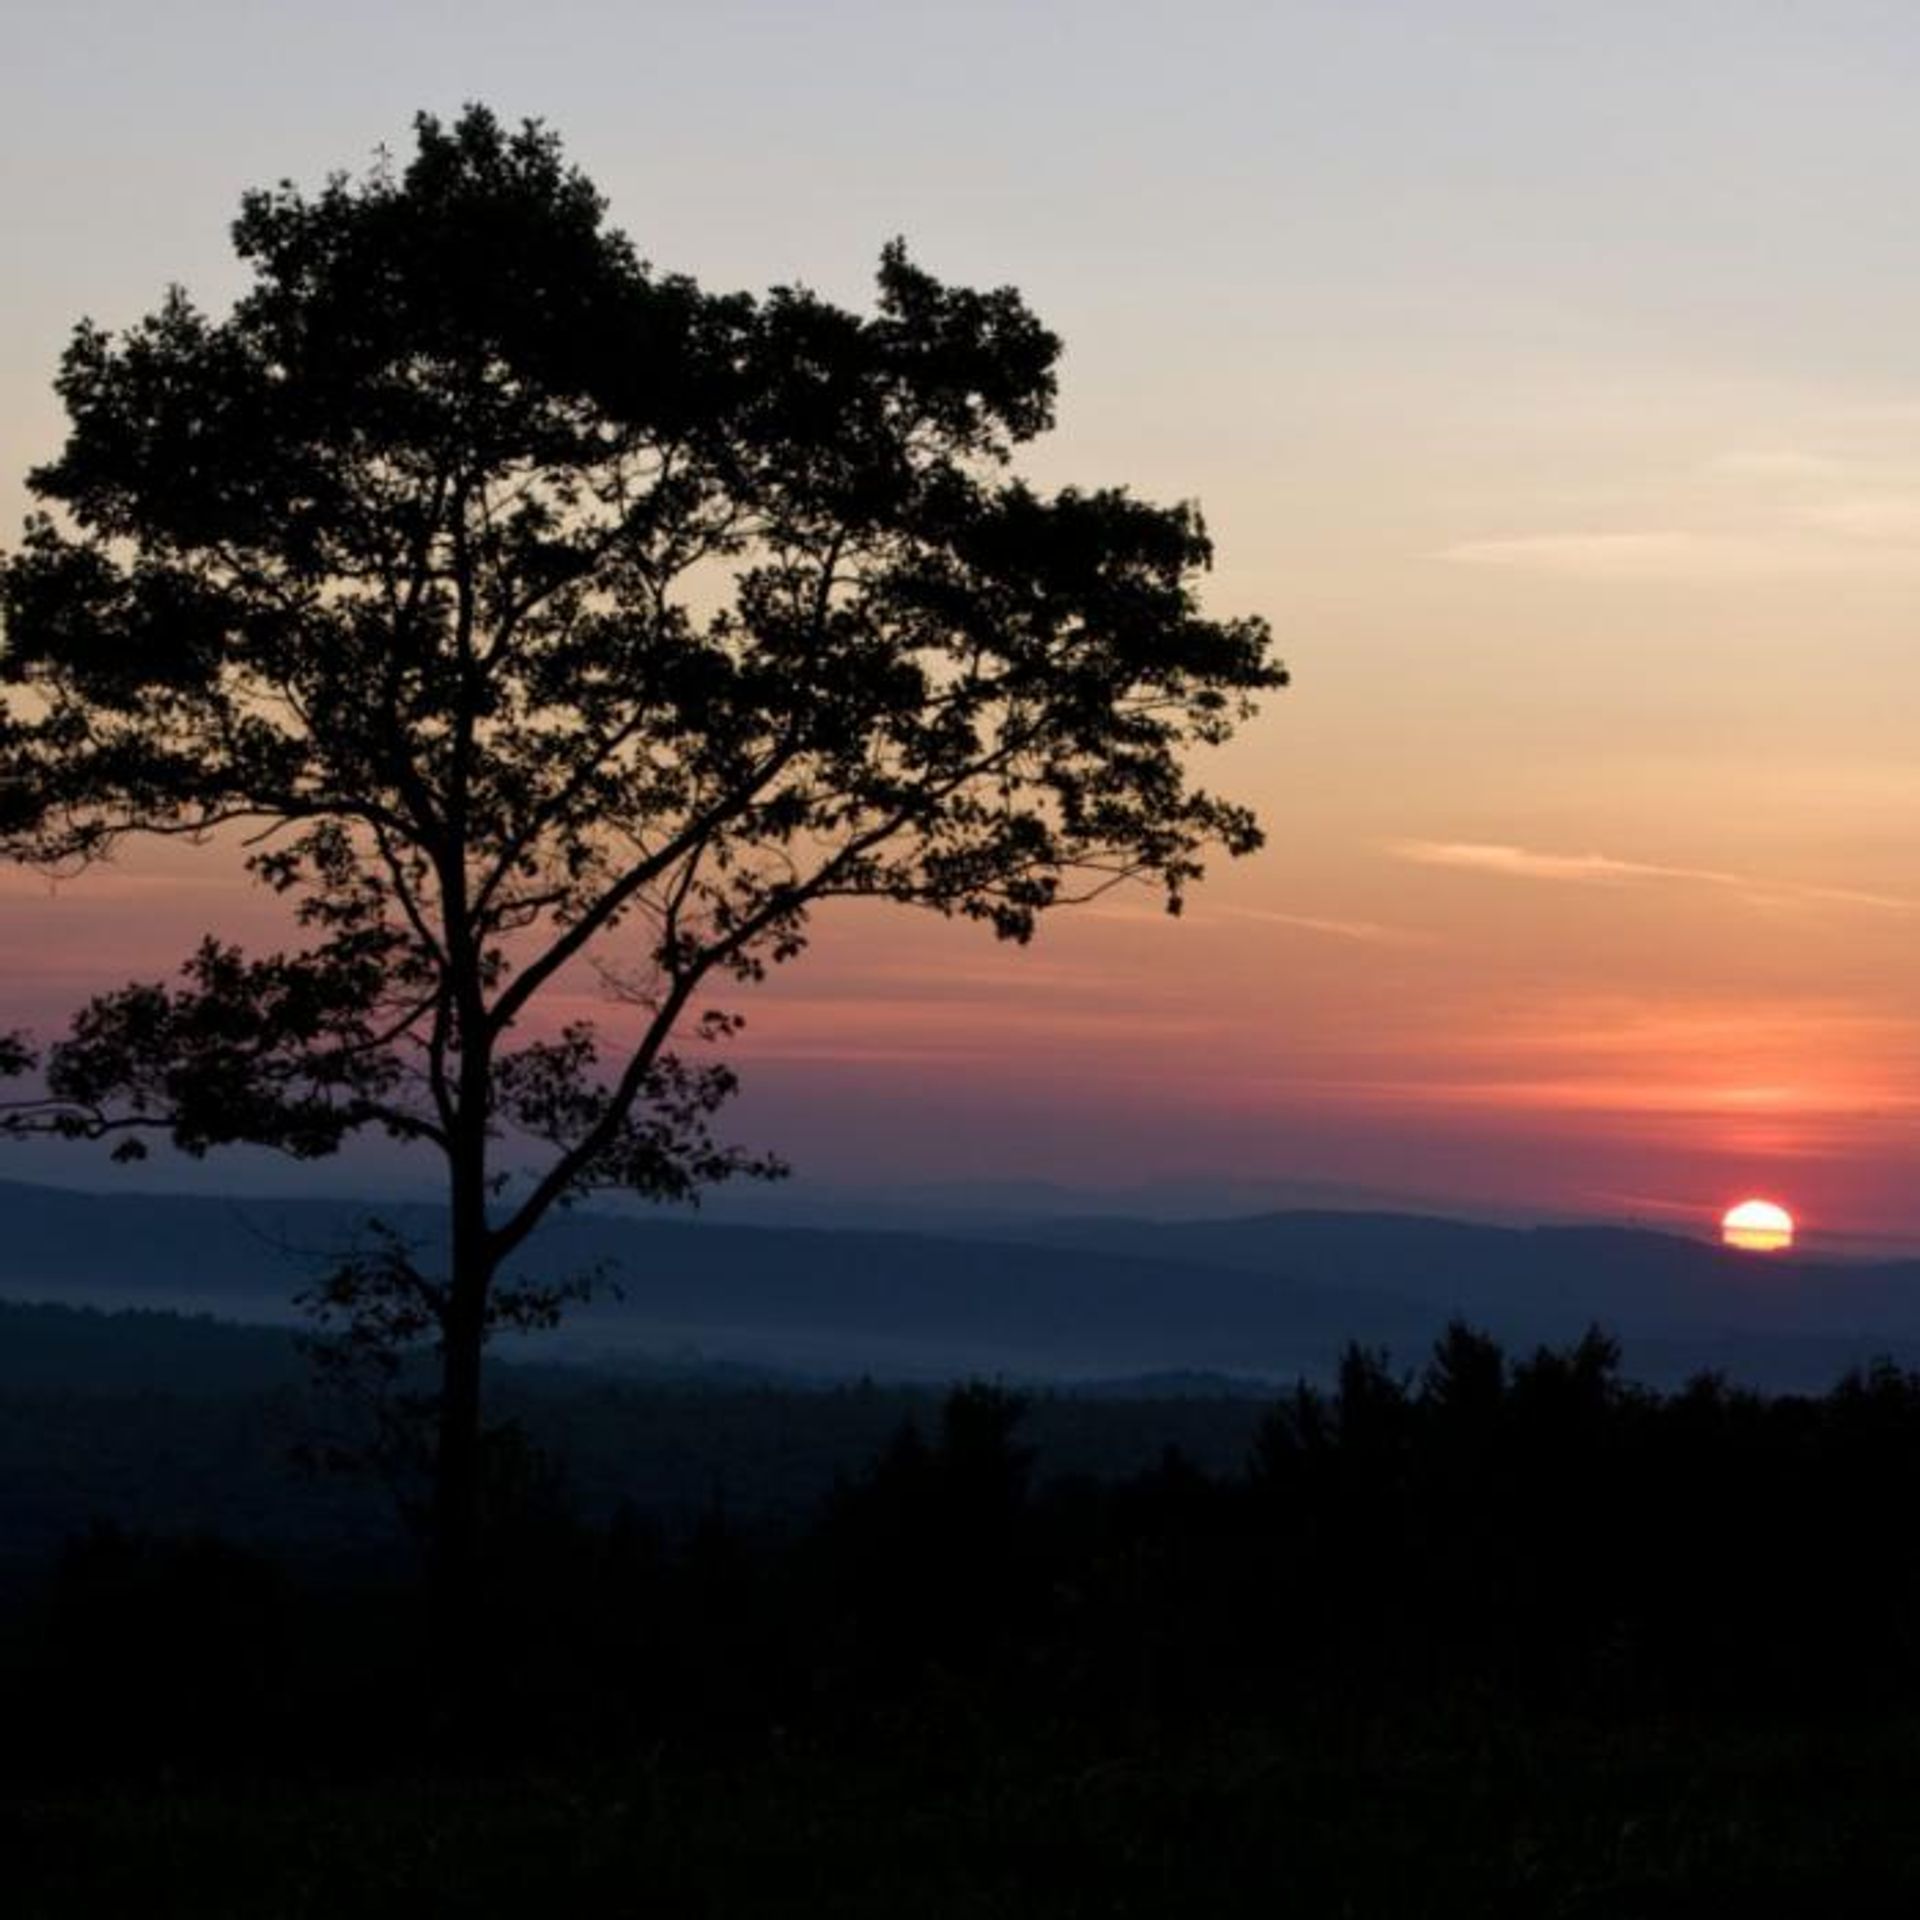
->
[823, 1383, 1038, 1676]
[0, 107, 1284, 1611]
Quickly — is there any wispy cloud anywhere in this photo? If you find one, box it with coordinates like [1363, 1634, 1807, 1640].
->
[1703, 449, 1851, 482]
[1390, 841, 1712, 886]
[1438, 440, 1920, 579]
[1427, 994, 1920, 1066]
[1388, 841, 1920, 914]
[1801, 493, 1920, 542]
[1430, 531, 1889, 580]
[1250, 988, 1920, 1152]
[1086, 902, 1428, 945]
[1203, 904, 1433, 946]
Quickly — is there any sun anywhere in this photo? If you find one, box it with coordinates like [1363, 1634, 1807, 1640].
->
[1722, 1198, 1794, 1253]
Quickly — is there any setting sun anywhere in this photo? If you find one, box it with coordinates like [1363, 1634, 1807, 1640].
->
[1722, 1199, 1795, 1253]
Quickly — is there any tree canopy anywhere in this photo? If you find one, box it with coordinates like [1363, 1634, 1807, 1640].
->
[0, 106, 1285, 1589]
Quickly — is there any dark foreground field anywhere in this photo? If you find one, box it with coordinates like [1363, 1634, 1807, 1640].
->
[10, 1315, 1920, 1913]
[16, 1710, 1920, 1917]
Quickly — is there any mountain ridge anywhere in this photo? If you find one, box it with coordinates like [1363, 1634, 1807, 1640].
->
[3, 1178, 1919, 1390]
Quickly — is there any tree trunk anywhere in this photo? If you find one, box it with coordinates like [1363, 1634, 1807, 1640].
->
[430, 1295, 485, 1610]
[429, 1124, 493, 1641]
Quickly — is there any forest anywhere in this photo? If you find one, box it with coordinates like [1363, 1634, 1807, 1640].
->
[9, 1305, 1920, 1913]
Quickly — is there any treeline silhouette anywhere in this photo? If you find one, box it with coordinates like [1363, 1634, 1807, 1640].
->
[818, 1328, 1920, 1723]
[0, 1301, 1265, 1584]
[11, 1321, 1920, 1789]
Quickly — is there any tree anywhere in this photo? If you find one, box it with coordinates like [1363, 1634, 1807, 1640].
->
[0, 107, 1285, 1610]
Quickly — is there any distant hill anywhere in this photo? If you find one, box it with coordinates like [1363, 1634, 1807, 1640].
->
[1009, 1211, 1920, 1344]
[670, 1170, 1530, 1233]
[0, 1178, 1433, 1383]
[0, 1298, 784, 1400]
[4, 1178, 1920, 1391]
[0, 1300, 309, 1396]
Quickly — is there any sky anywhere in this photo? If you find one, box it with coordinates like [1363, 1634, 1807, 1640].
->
[7, 1, 1920, 1240]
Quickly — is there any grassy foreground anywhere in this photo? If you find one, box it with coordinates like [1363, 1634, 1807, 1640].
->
[16, 1341, 1920, 1915]
[12, 1705, 1920, 1918]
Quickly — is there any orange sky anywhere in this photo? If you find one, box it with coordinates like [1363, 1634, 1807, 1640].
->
[7, 5, 1920, 1238]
